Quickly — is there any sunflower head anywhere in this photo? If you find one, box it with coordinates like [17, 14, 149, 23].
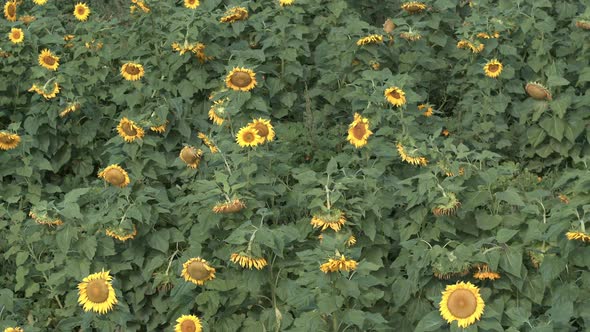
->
[29, 82, 60, 99]
[117, 117, 145, 142]
[525, 82, 552, 101]
[208, 99, 226, 125]
[397, 143, 428, 166]
[181, 257, 216, 285]
[236, 126, 263, 147]
[38, 49, 59, 71]
[576, 20, 590, 30]
[74, 2, 91, 21]
[33, 0, 47, 4]
[197, 132, 219, 153]
[4, 327, 24, 332]
[384, 86, 406, 107]
[399, 31, 422, 41]
[248, 118, 275, 143]
[310, 209, 346, 232]
[483, 59, 503, 78]
[347, 113, 373, 148]
[219, 7, 249, 23]
[98, 164, 130, 188]
[417, 103, 434, 117]
[356, 34, 384, 46]
[320, 254, 358, 273]
[401, 1, 427, 13]
[473, 264, 501, 280]
[230, 252, 267, 270]
[77, 270, 118, 314]
[226, 67, 257, 91]
[279, 0, 294, 6]
[8, 28, 24, 44]
[105, 224, 137, 241]
[174, 314, 203, 332]
[566, 231, 590, 243]
[0, 131, 21, 151]
[29, 210, 64, 226]
[183, 0, 200, 9]
[179, 146, 203, 169]
[383, 18, 395, 34]
[150, 121, 168, 133]
[439, 281, 485, 328]
[20, 15, 36, 24]
[432, 192, 461, 216]
[121, 62, 145, 81]
[4, 1, 17, 22]
[212, 198, 246, 214]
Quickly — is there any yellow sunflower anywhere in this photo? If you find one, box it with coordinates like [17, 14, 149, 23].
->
[33, 0, 47, 4]
[105, 224, 137, 241]
[28, 82, 60, 100]
[397, 143, 428, 166]
[8, 28, 23, 44]
[346, 235, 357, 247]
[439, 281, 485, 328]
[212, 198, 246, 214]
[0, 132, 21, 150]
[130, 0, 150, 13]
[117, 117, 144, 142]
[150, 121, 167, 133]
[38, 49, 59, 71]
[384, 86, 406, 107]
[179, 146, 203, 169]
[473, 264, 501, 280]
[219, 7, 249, 23]
[3, 327, 24, 332]
[20, 15, 36, 24]
[401, 1, 427, 13]
[225, 67, 257, 91]
[279, 0, 294, 6]
[230, 252, 267, 270]
[566, 231, 590, 243]
[417, 103, 434, 117]
[208, 99, 226, 125]
[29, 211, 63, 226]
[77, 270, 118, 314]
[4, 0, 17, 22]
[356, 34, 383, 46]
[98, 164, 130, 188]
[248, 118, 275, 143]
[432, 192, 461, 216]
[310, 209, 346, 232]
[399, 31, 422, 41]
[197, 132, 219, 153]
[74, 3, 90, 21]
[347, 112, 373, 148]
[181, 257, 216, 285]
[174, 315, 203, 332]
[320, 255, 358, 273]
[236, 126, 263, 147]
[525, 82, 552, 101]
[483, 59, 502, 78]
[120, 62, 145, 81]
[183, 0, 199, 9]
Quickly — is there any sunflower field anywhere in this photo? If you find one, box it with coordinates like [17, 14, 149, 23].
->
[1, 0, 590, 331]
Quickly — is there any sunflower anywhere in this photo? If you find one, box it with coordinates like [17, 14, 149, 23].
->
[0, 132, 20, 150]
[383, 18, 395, 34]
[181, 257, 216, 285]
[432, 267, 470, 280]
[310, 209, 346, 232]
[356, 34, 383, 46]
[230, 252, 267, 270]
[279, 0, 294, 6]
[476, 32, 499, 39]
[320, 255, 358, 273]
[558, 193, 570, 204]
[98, 164, 130, 188]
[105, 224, 137, 241]
[120, 62, 145, 81]
[174, 315, 203, 332]
[28, 83, 60, 99]
[197, 132, 219, 153]
[3, 327, 24, 332]
[183, 0, 199, 9]
[417, 103, 434, 117]
[20, 15, 36, 24]
[401, 1, 427, 13]
[432, 192, 461, 216]
[346, 235, 356, 247]
[29, 211, 64, 226]
[74, 3, 90, 21]
[399, 31, 422, 41]
[248, 118, 275, 143]
[397, 143, 428, 166]
[384, 86, 406, 107]
[346, 113, 373, 148]
[130, 0, 150, 13]
[4, 0, 17, 22]
[179, 146, 203, 169]
[456, 40, 484, 53]
[525, 82, 552, 101]
[576, 20, 590, 30]
[236, 126, 263, 147]
[225, 67, 257, 91]
[439, 281, 485, 328]
[208, 99, 226, 125]
[150, 121, 167, 133]
[219, 7, 249, 23]
[117, 117, 144, 142]
[33, 0, 47, 4]
[442, 129, 450, 137]
[483, 59, 502, 78]
[38, 49, 59, 71]
[85, 39, 103, 51]
[8, 28, 23, 44]
[212, 198, 246, 213]
[566, 231, 590, 243]
[473, 264, 500, 280]
[192, 43, 212, 63]
[370, 61, 380, 70]
[77, 270, 118, 314]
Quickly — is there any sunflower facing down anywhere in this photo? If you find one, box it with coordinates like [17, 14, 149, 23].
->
[248, 118, 275, 143]
[356, 34, 383, 46]
[208, 99, 226, 125]
[397, 143, 428, 166]
[181, 257, 216, 285]
[4, 0, 17, 22]
[98, 164, 130, 188]
[576, 20, 590, 30]
[401, 1, 427, 13]
[120, 62, 145, 81]
[219, 7, 249, 23]
[183, 0, 200, 9]
[432, 192, 461, 216]
[212, 198, 246, 214]
[473, 264, 501, 280]
[29, 211, 64, 226]
[483, 59, 503, 78]
[105, 224, 137, 241]
[8, 28, 23, 44]
[77, 270, 118, 314]
[60, 102, 81, 117]
[399, 31, 422, 41]
[525, 82, 552, 101]
[20, 15, 36, 24]
[174, 315, 203, 332]
[38, 49, 60, 71]
[384, 86, 406, 107]
[117, 117, 144, 142]
[236, 126, 263, 147]
[347, 112, 373, 148]
[225, 67, 257, 91]
[320, 255, 358, 273]
[74, 3, 91, 21]
[149, 121, 167, 133]
[179, 146, 203, 169]
[230, 252, 267, 270]
[0, 132, 20, 150]
[439, 281, 485, 328]
[566, 231, 590, 243]
[29, 82, 60, 99]
[311, 209, 346, 232]
[197, 132, 219, 153]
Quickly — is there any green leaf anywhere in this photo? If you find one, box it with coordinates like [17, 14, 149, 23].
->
[496, 229, 519, 243]
[539, 116, 566, 141]
[476, 212, 502, 231]
[495, 188, 525, 206]
[499, 248, 522, 277]
[414, 310, 444, 332]
[147, 229, 170, 253]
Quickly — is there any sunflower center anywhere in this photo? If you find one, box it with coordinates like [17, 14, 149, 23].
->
[104, 169, 125, 186]
[86, 279, 109, 303]
[125, 65, 140, 75]
[8, 4, 16, 16]
[488, 64, 499, 72]
[188, 0, 196, 4]
[390, 91, 401, 99]
[77, 7, 86, 15]
[180, 320, 197, 332]
[187, 261, 209, 280]
[12, 31, 20, 39]
[121, 123, 137, 136]
[230, 72, 252, 88]
[447, 289, 477, 319]
[351, 123, 367, 139]
[252, 123, 268, 137]
[43, 56, 56, 66]
[181, 148, 198, 163]
[243, 132, 255, 143]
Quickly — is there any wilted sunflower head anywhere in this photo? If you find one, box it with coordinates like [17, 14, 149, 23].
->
[576, 20, 590, 30]
[383, 18, 395, 33]
[399, 31, 422, 41]
[230, 252, 267, 270]
[77, 270, 118, 314]
[320, 254, 358, 273]
[38, 49, 59, 71]
[184, 0, 200, 9]
[8, 28, 24, 44]
[20, 15, 36, 24]
[220, 7, 249, 23]
[74, 2, 90, 21]
[310, 209, 346, 232]
[483, 59, 502, 78]
[4, 1, 17, 22]
[181, 257, 216, 285]
[347, 113, 373, 148]
[212, 198, 246, 214]
[401, 1, 427, 13]
[432, 192, 461, 216]
[439, 281, 485, 328]
[0, 132, 21, 150]
[384, 86, 406, 107]
[525, 82, 552, 101]
[117, 117, 144, 142]
[248, 118, 275, 143]
[179, 146, 203, 169]
[225, 67, 257, 91]
[120, 62, 145, 81]
[98, 164, 130, 188]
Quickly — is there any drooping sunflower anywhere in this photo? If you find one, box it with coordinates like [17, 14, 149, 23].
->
[483, 59, 502, 78]
[401, 1, 427, 13]
[208, 99, 226, 125]
[576, 20, 590, 30]
[417, 103, 434, 117]
[38, 49, 59, 71]
[130, 0, 150, 13]
[117, 117, 144, 142]
[225, 67, 257, 91]
[29, 82, 60, 99]
[150, 121, 167, 133]
[383, 18, 395, 34]
[77, 270, 118, 314]
[219, 7, 248, 23]
[29, 211, 64, 226]
[397, 143, 428, 166]
[399, 31, 422, 41]
[4, 0, 17, 22]
[20, 15, 36, 24]
[181, 257, 216, 285]
[212, 198, 246, 214]
[356, 34, 383, 46]
[279, 0, 294, 6]
[473, 264, 501, 280]
[525, 82, 552, 101]
[0, 132, 21, 150]
[197, 132, 219, 153]
[174, 315, 203, 332]
[439, 281, 485, 328]
[347, 112, 373, 148]
[310, 209, 346, 232]
[384, 86, 406, 107]
[3, 327, 24, 332]
[74, 3, 90, 21]
[105, 224, 137, 241]
[432, 192, 461, 216]
[33, 0, 47, 4]
[98, 164, 130, 188]
[8, 28, 23, 44]
[230, 252, 267, 270]
[236, 126, 263, 147]
[320, 254, 358, 273]
[432, 262, 471, 280]
[346, 235, 357, 247]
[456, 40, 484, 53]
[179, 146, 203, 169]
[59, 102, 81, 117]
[183, 0, 199, 9]
[120, 62, 145, 81]
[248, 118, 275, 143]
[566, 231, 590, 243]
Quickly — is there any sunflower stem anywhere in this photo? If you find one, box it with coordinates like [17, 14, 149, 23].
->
[325, 174, 331, 210]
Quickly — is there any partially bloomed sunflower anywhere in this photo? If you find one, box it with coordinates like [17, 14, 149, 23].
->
[279, 0, 294, 6]
[8, 28, 23, 44]
[220, 7, 249, 23]
[4, 0, 17, 22]
[208, 99, 226, 125]
[174, 315, 203, 332]
[225, 67, 257, 91]
[77, 270, 118, 314]
[384, 86, 406, 107]
[320, 254, 358, 273]
[397, 143, 428, 166]
[117, 117, 145, 142]
[401, 1, 427, 13]
[417, 103, 434, 117]
[248, 118, 275, 143]
[347, 112, 373, 148]
[60, 102, 81, 117]
[179, 146, 203, 169]
[120, 62, 145, 81]
[181, 257, 216, 285]
[310, 209, 346, 232]
[105, 224, 137, 241]
[28, 82, 60, 99]
[439, 281, 485, 328]
[356, 34, 383, 46]
[197, 132, 219, 153]
[0, 132, 21, 150]
[98, 164, 130, 188]
[473, 264, 501, 280]
[38, 49, 60, 71]
[236, 126, 263, 147]
[483, 59, 503, 78]
[212, 198, 246, 214]
[4, 327, 24, 332]
[74, 3, 90, 21]
[566, 231, 590, 243]
[29, 211, 64, 226]
[230, 252, 267, 270]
